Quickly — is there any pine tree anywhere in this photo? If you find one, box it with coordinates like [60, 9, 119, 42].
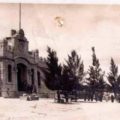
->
[62, 50, 84, 91]
[44, 47, 62, 90]
[87, 47, 105, 101]
[108, 58, 120, 97]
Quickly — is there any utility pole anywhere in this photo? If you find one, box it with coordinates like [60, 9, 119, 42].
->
[19, 3, 21, 30]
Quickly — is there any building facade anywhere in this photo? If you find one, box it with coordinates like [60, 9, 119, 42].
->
[0, 29, 47, 98]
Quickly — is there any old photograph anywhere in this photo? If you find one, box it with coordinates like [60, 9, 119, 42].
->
[0, 2, 119, 120]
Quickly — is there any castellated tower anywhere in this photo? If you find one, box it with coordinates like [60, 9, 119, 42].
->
[0, 29, 47, 98]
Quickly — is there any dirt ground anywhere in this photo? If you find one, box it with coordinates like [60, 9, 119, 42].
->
[0, 98, 119, 120]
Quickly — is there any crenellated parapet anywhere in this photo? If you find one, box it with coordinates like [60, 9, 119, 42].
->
[0, 29, 48, 98]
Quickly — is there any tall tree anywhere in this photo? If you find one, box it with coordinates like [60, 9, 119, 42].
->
[62, 50, 84, 91]
[87, 47, 105, 101]
[44, 47, 62, 90]
[108, 58, 120, 97]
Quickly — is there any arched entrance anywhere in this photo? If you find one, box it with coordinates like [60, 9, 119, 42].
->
[17, 63, 27, 91]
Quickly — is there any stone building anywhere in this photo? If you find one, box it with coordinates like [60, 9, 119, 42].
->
[0, 29, 47, 98]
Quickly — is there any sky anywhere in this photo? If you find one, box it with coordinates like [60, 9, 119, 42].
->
[0, 4, 120, 73]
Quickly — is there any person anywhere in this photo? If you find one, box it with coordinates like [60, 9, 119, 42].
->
[57, 90, 61, 103]
[95, 92, 98, 102]
[7, 88, 10, 97]
[84, 93, 87, 101]
[105, 94, 109, 102]
[64, 91, 69, 103]
[117, 94, 120, 103]
[111, 95, 115, 103]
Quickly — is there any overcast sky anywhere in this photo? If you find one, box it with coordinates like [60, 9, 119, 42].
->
[0, 4, 120, 72]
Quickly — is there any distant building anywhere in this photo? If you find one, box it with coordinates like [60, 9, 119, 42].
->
[0, 29, 48, 97]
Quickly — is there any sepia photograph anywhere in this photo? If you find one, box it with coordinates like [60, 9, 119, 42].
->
[0, 1, 119, 120]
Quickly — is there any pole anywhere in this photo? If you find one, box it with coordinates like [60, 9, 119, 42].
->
[19, 3, 21, 30]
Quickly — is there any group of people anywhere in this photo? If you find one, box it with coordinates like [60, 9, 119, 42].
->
[84, 91, 120, 103]
[104, 93, 120, 103]
[55, 90, 78, 103]
[55, 90, 120, 103]
[83, 91, 104, 102]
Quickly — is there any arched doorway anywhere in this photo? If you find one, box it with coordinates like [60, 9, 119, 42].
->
[17, 63, 27, 91]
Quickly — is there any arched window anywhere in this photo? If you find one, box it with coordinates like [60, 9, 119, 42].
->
[31, 69, 34, 85]
[37, 71, 41, 87]
[8, 65, 12, 82]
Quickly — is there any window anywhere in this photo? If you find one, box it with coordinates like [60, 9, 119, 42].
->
[31, 69, 34, 85]
[8, 65, 12, 82]
[37, 71, 41, 87]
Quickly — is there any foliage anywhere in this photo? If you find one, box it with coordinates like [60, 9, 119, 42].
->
[62, 50, 85, 91]
[108, 58, 120, 96]
[44, 47, 62, 90]
[87, 47, 105, 94]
